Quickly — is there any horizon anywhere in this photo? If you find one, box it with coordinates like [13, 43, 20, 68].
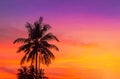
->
[0, 0, 120, 79]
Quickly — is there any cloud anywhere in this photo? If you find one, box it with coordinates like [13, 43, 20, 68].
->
[0, 25, 25, 41]
[0, 66, 16, 74]
[45, 67, 103, 79]
[61, 39, 99, 48]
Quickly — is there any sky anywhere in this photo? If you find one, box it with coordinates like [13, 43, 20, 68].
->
[0, 0, 120, 79]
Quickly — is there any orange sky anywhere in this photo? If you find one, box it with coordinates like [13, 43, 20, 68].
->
[1, 27, 120, 79]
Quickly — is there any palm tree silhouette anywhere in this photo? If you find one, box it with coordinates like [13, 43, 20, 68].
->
[17, 66, 29, 79]
[17, 65, 48, 79]
[14, 17, 59, 79]
[38, 69, 48, 79]
[28, 65, 35, 79]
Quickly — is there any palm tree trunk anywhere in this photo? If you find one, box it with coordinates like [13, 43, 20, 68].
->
[36, 53, 38, 79]
[39, 54, 40, 79]
[39, 54, 40, 71]
[39, 54, 43, 79]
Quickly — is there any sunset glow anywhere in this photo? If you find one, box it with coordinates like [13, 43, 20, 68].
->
[0, 0, 120, 79]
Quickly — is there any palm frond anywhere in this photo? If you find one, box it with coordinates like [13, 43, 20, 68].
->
[26, 22, 33, 32]
[42, 41, 59, 51]
[17, 43, 32, 53]
[26, 22, 33, 38]
[41, 33, 59, 42]
[40, 47, 55, 65]
[27, 48, 36, 62]
[42, 24, 51, 32]
[20, 54, 27, 65]
[33, 22, 42, 38]
[13, 38, 28, 44]
[40, 24, 51, 38]
[39, 17, 43, 24]
[31, 53, 35, 65]
[43, 55, 51, 66]
[43, 48, 55, 60]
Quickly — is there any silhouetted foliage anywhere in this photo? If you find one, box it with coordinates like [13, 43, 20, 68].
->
[14, 17, 59, 79]
[17, 65, 48, 79]
[17, 66, 29, 79]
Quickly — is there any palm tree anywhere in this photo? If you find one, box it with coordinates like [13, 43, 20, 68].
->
[28, 65, 35, 79]
[14, 17, 59, 79]
[17, 65, 48, 79]
[17, 66, 29, 79]
[38, 69, 48, 79]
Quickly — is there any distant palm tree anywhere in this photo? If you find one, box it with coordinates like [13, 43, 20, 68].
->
[38, 69, 48, 79]
[17, 66, 29, 79]
[17, 65, 48, 79]
[28, 65, 35, 79]
[14, 17, 59, 79]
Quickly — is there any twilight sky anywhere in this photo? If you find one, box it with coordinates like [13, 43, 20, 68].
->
[0, 0, 120, 79]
